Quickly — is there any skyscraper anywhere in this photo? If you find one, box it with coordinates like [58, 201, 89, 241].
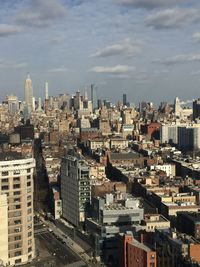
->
[123, 93, 127, 106]
[91, 84, 97, 110]
[174, 97, 181, 117]
[45, 82, 49, 100]
[24, 74, 33, 109]
[193, 98, 200, 121]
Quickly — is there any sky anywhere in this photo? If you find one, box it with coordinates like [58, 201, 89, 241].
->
[0, 0, 200, 105]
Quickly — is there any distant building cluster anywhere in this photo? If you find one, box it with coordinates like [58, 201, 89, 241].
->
[1, 75, 200, 266]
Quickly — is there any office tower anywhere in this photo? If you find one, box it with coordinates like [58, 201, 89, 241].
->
[32, 97, 35, 111]
[91, 84, 97, 110]
[123, 93, 127, 106]
[7, 95, 19, 114]
[74, 91, 81, 110]
[45, 82, 49, 100]
[24, 74, 33, 109]
[61, 151, 91, 226]
[97, 99, 102, 109]
[174, 97, 181, 117]
[178, 126, 200, 151]
[160, 124, 179, 145]
[0, 153, 35, 266]
[38, 97, 42, 111]
[193, 99, 200, 120]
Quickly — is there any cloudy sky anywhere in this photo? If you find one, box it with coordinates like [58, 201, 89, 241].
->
[0, 0, 200, 105]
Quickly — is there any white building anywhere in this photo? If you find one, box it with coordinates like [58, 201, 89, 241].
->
[150, 164, 176, 177]
[0, 154, 35, 266]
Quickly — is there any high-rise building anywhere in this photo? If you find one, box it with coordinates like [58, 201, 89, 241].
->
[91, 84, 97, 110]
[37, 97, 42, 111]
[6, 95, 19, 114]
[61, 151, 91, 226]
[45, 82, 49, 100]
[174, 97, 182, 117]
[193, 98, 200, 121]
[24, 74, 33, 109]
[0, 153, 35, 266]
[123, 93, 127, 106]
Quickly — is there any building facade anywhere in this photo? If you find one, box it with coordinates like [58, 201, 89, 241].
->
[61, 152, 91, 226]
[0, 154, 35, 266]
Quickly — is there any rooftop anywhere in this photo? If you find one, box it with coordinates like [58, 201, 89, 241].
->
[0, 152, 29, 161]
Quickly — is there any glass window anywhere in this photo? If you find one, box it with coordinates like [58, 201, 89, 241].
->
[13, 177, 20, 182]
[2, 178, 8, 183]
[2, 171, 8, 176]
[1, 185, 9, 190]
[15, 251, 21, 257]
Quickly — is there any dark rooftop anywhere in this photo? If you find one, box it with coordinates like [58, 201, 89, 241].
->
[0, 152, 25, 161]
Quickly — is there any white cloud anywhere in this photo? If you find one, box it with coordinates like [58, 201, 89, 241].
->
[146, 8, 200, 29]
[92, 38, 141, 57]
[0, 59, 27, 68]
[117, 0, 187, 10]
[154, 54, 200, 65]
[0, 24, 23, 37]
[15, 0, 66, 28]
[89, 65, 135, 74]
[192, 32, 200, 43]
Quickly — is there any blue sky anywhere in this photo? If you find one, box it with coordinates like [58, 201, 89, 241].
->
[1, 0, 200, 105]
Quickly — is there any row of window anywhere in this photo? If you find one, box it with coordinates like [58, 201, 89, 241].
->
[1, 181, 31, 191]
[1, 169, 31, 176]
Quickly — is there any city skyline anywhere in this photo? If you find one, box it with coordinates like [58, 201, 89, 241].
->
[1, 0, 200, 103]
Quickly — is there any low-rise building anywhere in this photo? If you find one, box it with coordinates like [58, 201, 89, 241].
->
[118, 233, 157, 267]
[141, 214, 170, 232]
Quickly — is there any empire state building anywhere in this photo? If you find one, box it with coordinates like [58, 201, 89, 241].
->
[24, 73, 33, 108]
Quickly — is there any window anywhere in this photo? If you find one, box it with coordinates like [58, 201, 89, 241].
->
[14, 236, 21, 241]
[14, 220, 21, 225]
[15, 205, 21, 209]
[27, 202, 31, 207]
[2, 178, 8, 182]
[28, 231, 32, 237]
[27, 169, 31, 173]
[2, 171, 8, 176]
[1, 185, 9, 190]
[13, 177, 20, 182]
[27, 195, 31, 200]
[14, 170, 20, 175]
[27, 175, 31, 180]
[14, 227, 21, 233]
[13, 184, 20, 189]
[15, 251, 21, 257]
[14, 198, 20, 203]
[14, 191, 20, 195]
[15, 259, 21, 264]
[28, 239, 32, 245]
[15, 243, 21, 249]
[28, 247, 32, 253]
[28, 208, 32, 214]
[13, 211, 21, 217]
[27, 182, 31, 187]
